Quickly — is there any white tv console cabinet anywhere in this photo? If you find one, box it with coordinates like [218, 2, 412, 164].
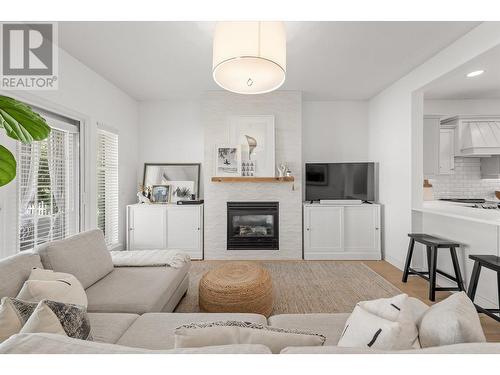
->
[126, 203, 203, 260]
[303, 203, 381, 260]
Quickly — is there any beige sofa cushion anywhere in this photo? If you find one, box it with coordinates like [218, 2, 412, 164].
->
[117, 313, 268, 350]
[174, 321, 325, 354]
[0, 333, 272, 354]
[419, 292, 486, 348]
[268, 313, 350, 345]
[0, 252, 43, 298]
[88, 313, 139, 344]
[36, 229, 113, 289]
[280, 343, 500, 354]
[85, 262, 189, 314]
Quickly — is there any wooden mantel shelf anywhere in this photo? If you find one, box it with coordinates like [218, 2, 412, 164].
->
[211, 176, 295, 183]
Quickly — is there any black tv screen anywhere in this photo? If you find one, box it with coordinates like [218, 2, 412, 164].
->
[305, 163, 376, 202]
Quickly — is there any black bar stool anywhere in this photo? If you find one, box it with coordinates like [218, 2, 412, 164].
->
[402, 233, 465, 301]
[467, 255, 500, 323]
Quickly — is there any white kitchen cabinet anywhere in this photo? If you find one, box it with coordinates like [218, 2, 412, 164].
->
[423, 115, 441, 178]
[303, 204, 381, 260]
[481, 156, 500, 179]
[439, 128, 455, 175]
[127, 204, 203, 259]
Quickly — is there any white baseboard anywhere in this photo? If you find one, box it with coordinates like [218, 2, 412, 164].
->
[304, 252, 382, 260]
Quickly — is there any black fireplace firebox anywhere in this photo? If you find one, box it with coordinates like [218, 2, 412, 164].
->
[227, 202, 279, 250]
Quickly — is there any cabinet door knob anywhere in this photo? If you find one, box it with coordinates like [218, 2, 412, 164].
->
[306, 228, 310, 231]
[375, 227, 379, 230]
[197, 227, 200, 231]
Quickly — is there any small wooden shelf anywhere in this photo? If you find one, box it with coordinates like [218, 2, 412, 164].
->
[211, 176, 295, 183]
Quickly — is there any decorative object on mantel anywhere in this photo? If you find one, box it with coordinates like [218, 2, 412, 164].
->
[151, 185, 170, 204]
[277, 163, 287, 177]
[215, 144, 241, 176]
[229, 115, 275, 177]
[143, 163, 201, 201]
[495, 191, 500, 200]
[423, 179, 434, 201]
[212, 22, 286, 95]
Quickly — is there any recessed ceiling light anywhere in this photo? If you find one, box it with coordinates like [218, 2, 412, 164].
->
[466, 70, 484, 78]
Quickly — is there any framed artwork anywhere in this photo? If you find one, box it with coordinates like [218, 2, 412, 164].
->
[229, 115, 275, 177]
[170, 180, 195, 202]
[143, 163, 200, 199]
[151, 185, 170, 204]
[215, 144, 241, 176]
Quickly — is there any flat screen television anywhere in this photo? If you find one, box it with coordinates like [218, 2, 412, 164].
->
[305, 163, 376, 202]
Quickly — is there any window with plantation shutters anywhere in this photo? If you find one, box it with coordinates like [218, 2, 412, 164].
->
[18, 117, 80, 252]
[96, 127, 119, 248]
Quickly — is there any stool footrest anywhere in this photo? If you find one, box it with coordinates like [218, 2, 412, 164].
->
[434, 287, 462, 291]
[474, 304, 500, 323]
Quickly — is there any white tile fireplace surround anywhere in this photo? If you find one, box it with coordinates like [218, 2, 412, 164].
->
[202, 91, 302, 259]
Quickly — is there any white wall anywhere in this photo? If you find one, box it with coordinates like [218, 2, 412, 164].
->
[302, 101, 369, 163]
[0, 48, 139, 257]
[368, 22, 500, 268]
[202, 91, 302, 260]
[138, 100, 204, 196]
[424, 98, 500, 115]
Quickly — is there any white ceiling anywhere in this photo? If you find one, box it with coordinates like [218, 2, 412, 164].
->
[58, 21, 479, 101]
[424, 45, 500, 100]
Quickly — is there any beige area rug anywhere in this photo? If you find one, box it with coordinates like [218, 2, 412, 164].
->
[175, 261, 402, 314]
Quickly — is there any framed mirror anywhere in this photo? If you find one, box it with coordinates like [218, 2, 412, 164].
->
[143, 163, 201, 200]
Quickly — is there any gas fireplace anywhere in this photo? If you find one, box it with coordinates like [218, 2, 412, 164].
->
[227, 202, 279, 250]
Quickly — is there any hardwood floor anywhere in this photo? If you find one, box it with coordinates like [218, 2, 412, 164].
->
[365, 260, 500, 342]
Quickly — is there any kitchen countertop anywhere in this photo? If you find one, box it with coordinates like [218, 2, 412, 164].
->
[413, 200, 500, 225]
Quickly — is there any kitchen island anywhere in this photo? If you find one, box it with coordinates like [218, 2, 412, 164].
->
[412, 200, 500, 310]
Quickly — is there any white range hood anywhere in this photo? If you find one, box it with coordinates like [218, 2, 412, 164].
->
[441, 115, 500, 157]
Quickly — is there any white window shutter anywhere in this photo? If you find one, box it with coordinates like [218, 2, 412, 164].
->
[96, 127, 119, 248]
[18, 127, 79, 252]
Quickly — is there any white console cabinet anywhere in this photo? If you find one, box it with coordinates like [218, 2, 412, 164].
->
[126, 204, 203, 260]
[303, 203, 381, 260]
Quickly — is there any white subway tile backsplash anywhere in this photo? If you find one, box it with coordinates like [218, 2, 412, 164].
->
[430, 157, 500, 200]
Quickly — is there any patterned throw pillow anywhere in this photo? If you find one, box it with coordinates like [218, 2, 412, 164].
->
[0, 298, 37, 343]
[20, 300, 92, 341]
[174, 320, 326, 354]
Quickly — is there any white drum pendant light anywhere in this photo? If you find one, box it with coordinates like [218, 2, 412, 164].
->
[212, 21, 286, 95]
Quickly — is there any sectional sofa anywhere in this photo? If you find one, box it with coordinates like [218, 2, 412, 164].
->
[1, 230, 499, 354]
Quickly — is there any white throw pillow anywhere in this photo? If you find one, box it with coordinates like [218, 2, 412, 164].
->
[17, 268, 87, 307]
[338, 294, 419, 350]
[174, 321, 326, 354]
[419, 292, 486, 348]
[20, 300, 92, 341]
[0, 298, 37, 343]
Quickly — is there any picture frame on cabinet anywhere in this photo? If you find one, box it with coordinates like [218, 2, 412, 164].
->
[143, 163, 200, 199]
[151, 185, 170, 204]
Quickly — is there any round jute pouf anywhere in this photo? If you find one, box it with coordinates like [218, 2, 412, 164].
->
[199, 262, 273, 317]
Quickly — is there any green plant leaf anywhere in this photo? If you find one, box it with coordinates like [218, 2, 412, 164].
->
[0, 95, 51, 144]
[0, 145, 16, 187]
